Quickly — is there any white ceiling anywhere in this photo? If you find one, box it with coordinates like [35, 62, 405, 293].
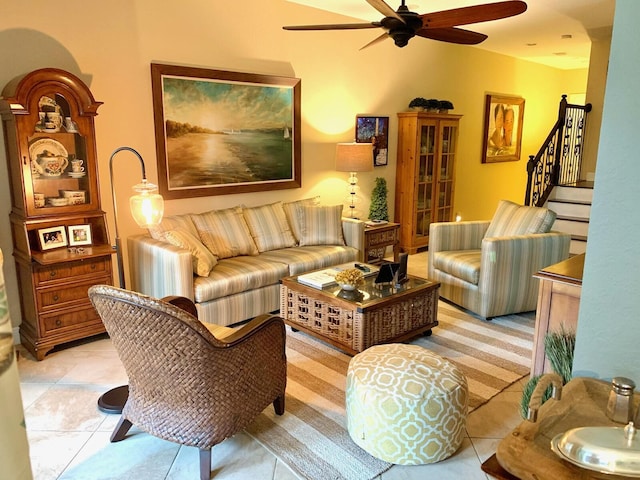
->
[285, 0, 615, 70]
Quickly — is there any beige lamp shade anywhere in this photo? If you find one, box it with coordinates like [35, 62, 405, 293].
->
[335, 142, 373, 172]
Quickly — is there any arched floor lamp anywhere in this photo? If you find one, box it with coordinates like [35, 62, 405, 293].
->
[97, 146, 164, 414]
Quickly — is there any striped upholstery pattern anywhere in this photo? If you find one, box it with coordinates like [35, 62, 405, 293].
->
[192, 206, 259, 259]
[432, 250, 481, 285]
[260, 245, 359, 275]
[429, 213, 571, 318]
[243, 202, 296, 252]
[147, 214, 198, 240]
[196, 285, 280, 327]
[485, 200, 556, 237]
[282, 197, 320, 243]
[298, 205, 345, 246]
[193, 255, 288, 303]
[161, 230, 217, 277]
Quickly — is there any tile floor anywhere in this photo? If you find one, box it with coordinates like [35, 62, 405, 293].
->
[17, 338, 528, 480]
[16, 252, 530, 479]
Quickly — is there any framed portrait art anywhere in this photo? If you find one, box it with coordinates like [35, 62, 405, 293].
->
[151, 63, 301, 199]
[37, 226, 68, 251]
[481, 94, 525, 163]
[355, 115, 389, 166]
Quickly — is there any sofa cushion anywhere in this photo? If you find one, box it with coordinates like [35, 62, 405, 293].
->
[193, 255, 288, 303]
[432, 250, 482, 285]
[282, 197, 320, 243]
[147, 214, 199, 240]
[260, 245, 359, 275]
[298, 205, 346, 246]
[484, 200, 556, 238]
[243, 202, 296, 252]
[192, 206, 259, 259]
[161, 230, 217, 277]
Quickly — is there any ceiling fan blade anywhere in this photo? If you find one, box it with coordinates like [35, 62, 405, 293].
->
[416, 27, 488, 45]
[366, 0, 405, 23]
[359, 32, 390, 50]
[283, 22, 381, 31]
[420, 1, 527, 29]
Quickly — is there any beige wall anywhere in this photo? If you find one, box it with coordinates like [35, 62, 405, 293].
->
[0, 0, 587, 328]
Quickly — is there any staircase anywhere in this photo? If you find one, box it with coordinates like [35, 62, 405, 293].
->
[545, 181, 593, 255]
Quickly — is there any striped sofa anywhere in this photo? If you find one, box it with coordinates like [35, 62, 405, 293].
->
[128, 199, 365, 327]
[428, 200, 571, 319]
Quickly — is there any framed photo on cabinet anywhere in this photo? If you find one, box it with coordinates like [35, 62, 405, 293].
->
[37, 226, 68, 251]
[151, 63, 301, 199]
[68, 224, 92, 246]
[481, 94, 525, 163]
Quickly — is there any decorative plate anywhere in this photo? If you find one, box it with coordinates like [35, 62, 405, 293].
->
[29, 138, 68, 164]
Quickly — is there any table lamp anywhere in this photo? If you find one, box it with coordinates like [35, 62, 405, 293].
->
[335, 142, 373, 218]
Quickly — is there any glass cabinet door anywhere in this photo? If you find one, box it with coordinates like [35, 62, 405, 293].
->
[436, 122, 457, 222]
[415, 122, 436, 237]
[24, 93, 94, 216]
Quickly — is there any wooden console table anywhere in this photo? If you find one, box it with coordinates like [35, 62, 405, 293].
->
[530, 253, 584, 377]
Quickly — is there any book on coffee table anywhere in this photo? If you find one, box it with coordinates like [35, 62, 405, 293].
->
[297, 263, 379, 289]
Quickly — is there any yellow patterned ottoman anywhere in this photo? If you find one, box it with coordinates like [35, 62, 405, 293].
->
[346, 344, 468, 465]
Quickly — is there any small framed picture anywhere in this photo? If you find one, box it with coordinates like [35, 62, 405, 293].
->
[355, 115, 389, 167]
[38, 226, 68, 251]
[68, 224, 92, 246]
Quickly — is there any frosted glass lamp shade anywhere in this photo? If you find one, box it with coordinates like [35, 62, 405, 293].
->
[130, 180, 164, 228]
[335, 142, 373, 172]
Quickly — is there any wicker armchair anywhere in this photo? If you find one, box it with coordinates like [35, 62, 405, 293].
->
[88, 285, 287, 480]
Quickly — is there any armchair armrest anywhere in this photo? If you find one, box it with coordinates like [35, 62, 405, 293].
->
[429, 221, 489, 278]
[478, 231, 571, 317]
[127, 234, 194, 300]
[341, 217, 366, 260]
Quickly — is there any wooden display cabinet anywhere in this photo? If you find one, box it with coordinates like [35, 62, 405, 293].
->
[395, 112, 461, 253]
[1, 68, 114, 360]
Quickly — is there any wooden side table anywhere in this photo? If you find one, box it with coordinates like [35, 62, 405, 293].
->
[364, 222, 400, 264]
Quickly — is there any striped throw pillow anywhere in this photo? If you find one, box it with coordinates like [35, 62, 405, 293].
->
[192, 207, 259, 259]
[298, 205, 345, 246]
[147, 214, 199, 240]
[243, 202, 296, 252]
[161, 230, 217, 277]
[283, 197, 320, 243]
[485, 200, 556, 237]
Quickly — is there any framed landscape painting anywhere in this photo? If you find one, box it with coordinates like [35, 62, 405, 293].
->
[151, 63, 301, 199]
[481, 94, 525, 163]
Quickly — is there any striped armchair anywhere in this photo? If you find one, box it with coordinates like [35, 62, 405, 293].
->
[428, 200, 571, 319]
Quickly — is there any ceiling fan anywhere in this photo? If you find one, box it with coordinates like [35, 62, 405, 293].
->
[283, 0, 527, 49]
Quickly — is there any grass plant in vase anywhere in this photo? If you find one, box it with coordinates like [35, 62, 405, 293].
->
[519, 326, 576, 419]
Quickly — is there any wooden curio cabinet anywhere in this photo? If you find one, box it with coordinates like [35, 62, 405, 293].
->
[395, 112, 461, 253]
[0, 68, 114, 360]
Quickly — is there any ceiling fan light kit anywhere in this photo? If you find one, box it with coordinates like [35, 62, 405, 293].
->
[284, 0, 527, 49]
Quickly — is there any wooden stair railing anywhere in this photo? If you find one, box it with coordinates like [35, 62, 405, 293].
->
[525, 95, 592, 206]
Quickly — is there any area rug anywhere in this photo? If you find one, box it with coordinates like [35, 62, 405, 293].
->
[246, 301, 535, 480]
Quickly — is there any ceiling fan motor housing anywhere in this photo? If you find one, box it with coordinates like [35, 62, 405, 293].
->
[381, 11, 422, 47]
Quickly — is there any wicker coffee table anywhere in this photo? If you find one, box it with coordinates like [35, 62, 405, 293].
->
[280, 272, 440, 355]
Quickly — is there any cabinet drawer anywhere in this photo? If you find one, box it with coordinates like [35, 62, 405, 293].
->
[37, 276, 110, 310]
[41, 305, 103, 336]
[366, 228, 398, 247]
[35, 257, 110, 285]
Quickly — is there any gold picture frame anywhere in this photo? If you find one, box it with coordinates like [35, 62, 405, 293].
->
[151, 63, 301, 199]
[481, 94, 525, 163]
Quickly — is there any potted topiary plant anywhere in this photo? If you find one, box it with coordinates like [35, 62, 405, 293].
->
[369, 177, 389, 221]
[408, 97, 429, 111]
[425, 98, 440, 112]
[438, 100, 454, 113]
